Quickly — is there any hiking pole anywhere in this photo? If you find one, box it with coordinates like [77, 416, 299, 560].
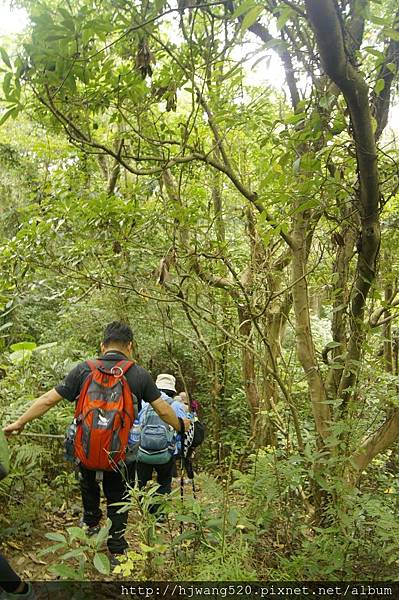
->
[186, 456, 196, 500]
[178, 418, 186, 537]
[18, 432, 64, 439]
[180, 452, 185, 536]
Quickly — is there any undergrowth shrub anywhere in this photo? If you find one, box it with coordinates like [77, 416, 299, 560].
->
[113, 474, 257, 581]
[233, 449, 306, 545]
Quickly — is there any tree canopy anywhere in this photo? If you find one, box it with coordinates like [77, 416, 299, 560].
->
[1, 0, 399, 582]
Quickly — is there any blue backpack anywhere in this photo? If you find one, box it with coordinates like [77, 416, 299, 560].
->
[137, 396, 176, 465]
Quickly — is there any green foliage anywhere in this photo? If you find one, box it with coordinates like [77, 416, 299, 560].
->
[0, 0, 399, 582]
[113, 483, 170, 579]
[40, 520, 112, 578]
[111, 474, 258, 580]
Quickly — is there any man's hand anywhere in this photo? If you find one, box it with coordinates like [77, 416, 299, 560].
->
[3, 389, 63, 436]
[182, 418, 191, 432]
[3, 420, 25, 436]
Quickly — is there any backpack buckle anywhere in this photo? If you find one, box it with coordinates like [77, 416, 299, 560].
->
[111, 366, 123, 377]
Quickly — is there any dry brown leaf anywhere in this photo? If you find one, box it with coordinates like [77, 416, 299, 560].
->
[27, 553, 47, 565]
[7, 541, 23, 550]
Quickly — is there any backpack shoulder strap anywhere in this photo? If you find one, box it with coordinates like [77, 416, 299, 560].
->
[92, 358, 133, 376]
[115, 360, 138, 419]
[113, 359, 135, 376]
[140, 403, 152, 428]
[75, 361, 98, 416]
[86, 359, 100, 372]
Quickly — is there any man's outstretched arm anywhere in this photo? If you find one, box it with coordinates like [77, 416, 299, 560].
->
[3, 389, 63, 435]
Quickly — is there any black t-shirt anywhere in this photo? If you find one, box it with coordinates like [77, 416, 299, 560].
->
[55, 351, 160, 411]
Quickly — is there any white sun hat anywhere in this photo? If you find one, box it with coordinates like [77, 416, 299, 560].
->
[155, 373, 176, 394]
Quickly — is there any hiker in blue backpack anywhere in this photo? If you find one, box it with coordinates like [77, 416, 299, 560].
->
[136, 374, 186, 517]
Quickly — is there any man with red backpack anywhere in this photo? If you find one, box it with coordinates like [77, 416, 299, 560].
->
[3, 322, 191, 566]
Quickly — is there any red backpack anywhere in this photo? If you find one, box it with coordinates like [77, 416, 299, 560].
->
[73, 359, 135, 471]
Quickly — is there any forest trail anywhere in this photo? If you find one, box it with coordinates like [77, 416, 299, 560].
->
[1, 476, 204, 581]
[2, 507, 76, 580]
[1, 0, 399, 583]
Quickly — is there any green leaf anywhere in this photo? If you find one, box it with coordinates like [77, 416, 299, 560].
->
[363, 46, 385, 59]
[45, 532, 67, 543]
[375, 78, 385, 95]
[319, 93, 335, 110]
[331, 115, 346, 134]
[291, 198, 318, 214]
[49, 564, 81, 580]
[35, 342, 57, 352]
[228, 508, 239, 527]
[174, 514, 197, 524]
[139, 543, 155, 553]
[10, 341, 37, 352]
[67, 526, 89, 541]
[38, 542, 66, 556]
[9, 349, 33, 365]
[325, 341, 342, 349]
[3, 72, 12, 98]
[172, 530, 197, 544]
[61, 548, 86, 560]
[285, 112, 306, 125]
[44, 34, 70, 42]
[276, 6, 294, 30]
[0, 106, 19, 126]
[58, 8, 75, 31]
[240, 6, 263, 32]
[0, 47, 12, 69]
[369, 14, 390, 26]
[206, 518, 223, 529]
[384, 28, 399, 42]
[263, 38, 288, 51]
[95, 521, 111, 548]
[232, 0, 256, 19]
[93, 552, 110, 575]
[330, 363, 345, 370]
[0, 322, 12, 332]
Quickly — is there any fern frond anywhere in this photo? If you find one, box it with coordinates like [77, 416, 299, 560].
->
[12, 443, 49, 468]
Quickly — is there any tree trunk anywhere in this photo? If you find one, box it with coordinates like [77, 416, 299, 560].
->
[383, 284, 393, 373]
[291, 209, 330, 441]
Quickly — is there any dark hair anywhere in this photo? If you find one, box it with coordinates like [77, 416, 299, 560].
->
[102, 321, 133, 346]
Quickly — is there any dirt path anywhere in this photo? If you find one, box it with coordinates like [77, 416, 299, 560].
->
[2, 501, 82, 580]
[1, 478, 199, 581]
